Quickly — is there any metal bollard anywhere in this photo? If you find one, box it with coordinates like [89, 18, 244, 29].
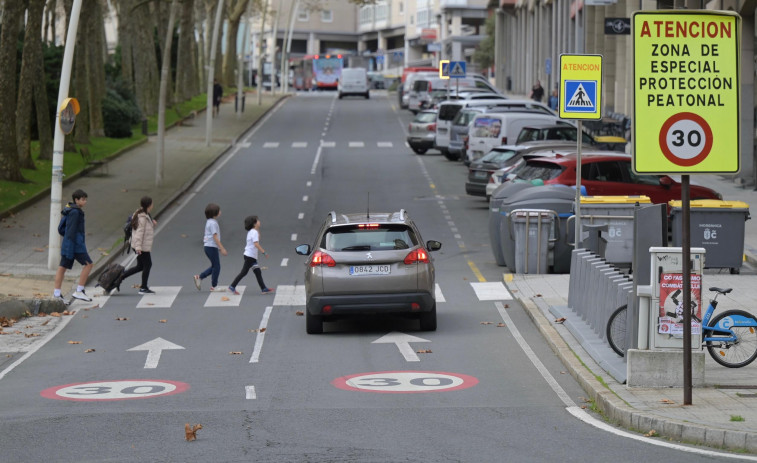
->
[141, 118, 148, 135]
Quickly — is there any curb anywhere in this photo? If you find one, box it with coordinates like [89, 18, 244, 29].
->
[512, 286, 757, 453]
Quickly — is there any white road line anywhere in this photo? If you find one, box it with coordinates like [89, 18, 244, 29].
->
[377, 142, 393, 148]
[272, 285, 306, 306]
[306, 181, 312, 187]
[471, 282, 512, 301]
[291, 233, 297, 241]
[298, 212, 304, 219]
[302, 195, 309, 202]
[321, 141, 336, 148]
[435, 284, 446, 303]
[245, 385, 257, 400]
[310, 145, 322, 175]
[249, 306, 273, 363]
[496, 301, 757, 461]
[292, 142, 307, 148]
[136, 286, 182, 308]
[281, 258, 288, 267]
[263, 142, 279, 148]
[349, 141, 364, 148]
[204, 286, 245, 307]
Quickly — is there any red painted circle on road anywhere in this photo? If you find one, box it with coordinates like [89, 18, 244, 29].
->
[332, 371, 479, 393]
[41, 379, 190, 401]
[658, 112, 713, 167]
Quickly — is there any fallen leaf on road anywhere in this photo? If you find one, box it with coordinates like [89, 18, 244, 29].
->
[229, 351, 242, 355]
[159, 319, 167, 323]
[416, 349, 432, 354]
[68, 341, 81, 344]
[37, 312, 46, 317]
[221, 296, 230, 301]
[0, 317, 13, 327]
[50, 312, 61, 317]
[24, 333, 40, 338]
[41, 319, 50, 326]
[8, 294, 20, 297]
[497, 323, 506, 327]
[84, 349, 95, 353]
[295, 311, 304, 316]
[33, 248, 45, 252]
[660, 399, 675, 404]
[644, 430, 658, 437]
[503, 304, 509, 308]
[480, 321, 493, 325]
[116, 317, 129, 321]
[554, 317, 566, 324]
[180, 234, 187, 238]
[535, 293, 542, 297]
[146, 303, 155, 306]
[63, 310, 74, 316]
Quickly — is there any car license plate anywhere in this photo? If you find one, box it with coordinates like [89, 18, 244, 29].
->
[438, 128, 447, 134]
[474, 171, 487, 178]
[350, 265, 391, 276]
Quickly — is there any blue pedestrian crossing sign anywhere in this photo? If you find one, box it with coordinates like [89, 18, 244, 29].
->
[559, 54, 602, 120]
[439, 60, 466, 79]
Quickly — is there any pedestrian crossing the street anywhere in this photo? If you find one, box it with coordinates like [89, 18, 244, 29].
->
[261, 141, 394, 149]
[79, 281, 510, 309]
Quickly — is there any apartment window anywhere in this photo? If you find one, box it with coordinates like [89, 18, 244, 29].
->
[321, 10, 333, 22]
[399, 2, 403, 14]
[297, 9, 309, 21]
[417, 9, 429, 27]
[376, 2, 388, 21]
[359, 6, 372, 25]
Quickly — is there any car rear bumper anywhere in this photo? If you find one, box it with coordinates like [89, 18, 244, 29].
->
[307, 292, 435, 315]
[407, 137, 435, 148]
[465, 181, 488, 196]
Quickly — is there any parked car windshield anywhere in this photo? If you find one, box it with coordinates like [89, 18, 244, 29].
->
[480, 149, 518, 164]
[452, 109, 481, 126]
[323, 224, 418, 251]
[513, 161, 564, 181]
[439, 103, 464, 121]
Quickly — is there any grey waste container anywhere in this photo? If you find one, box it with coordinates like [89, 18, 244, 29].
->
[510, 209, 555, 274]
[669, 200, 750, 273]
[498, 185, 578, 273]
[573, 196, 651, 267]
[488, 182, 537, 266]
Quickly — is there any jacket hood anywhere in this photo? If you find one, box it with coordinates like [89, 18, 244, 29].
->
[61, 202, 79, 216]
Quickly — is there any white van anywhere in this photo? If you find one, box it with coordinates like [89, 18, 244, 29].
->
[465, 111, 562, 163]
[338, 68, 369, 99]
[436, 99, 555, 161]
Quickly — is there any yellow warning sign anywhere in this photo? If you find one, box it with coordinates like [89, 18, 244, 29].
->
[559, 54, 602, 120]
[633, 10, 741, 174]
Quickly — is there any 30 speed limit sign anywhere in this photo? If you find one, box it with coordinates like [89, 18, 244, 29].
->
[659, 112, 713, 167]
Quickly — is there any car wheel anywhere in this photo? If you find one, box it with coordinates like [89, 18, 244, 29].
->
[365, 92, 370, 99]
[419, 304, 437, 331]
[412, 147, 428, 155]
[306, 311, 323, 334]
[442, 150, 459, 161]
[338, 93, 343, 99]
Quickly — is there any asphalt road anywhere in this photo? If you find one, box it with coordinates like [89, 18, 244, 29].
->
[0, 92, 742, 462]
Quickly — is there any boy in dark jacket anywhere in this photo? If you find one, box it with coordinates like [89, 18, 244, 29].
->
[53, 189, 93, 302]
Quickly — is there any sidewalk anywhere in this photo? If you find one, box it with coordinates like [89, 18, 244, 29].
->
[2, 90, 757, 453]
[0, 92, 286, 307]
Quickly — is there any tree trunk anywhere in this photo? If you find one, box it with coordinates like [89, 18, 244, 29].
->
[73, 1, 90, 145]
[0, 0, 25, 181]
[132, 0, 160, 116]
[175, 0, 198, 101]
[87, 0, 106, 137]
[17, 0, 40, 169]
[223, 16, 241, 86]
[118, 0, 135, 95]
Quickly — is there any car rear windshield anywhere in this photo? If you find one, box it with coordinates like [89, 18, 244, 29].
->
[514, 161, 564, 181]
[414, 112, 437, 123]
[323, 224, 418, 252]
[481, 149, 517, 163]
[439, 104, 464, 121]
[452, 109, 480, 126]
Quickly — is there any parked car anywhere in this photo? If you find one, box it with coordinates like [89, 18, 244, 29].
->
[428, 89, 506, 107]
[402, 71, 439, 109]
[466, 142, 576, 199]
[438, 99, 555, 162]
[338, 68, 370, 99]
[504, 153, 723, 204]
[295, 210, 442, 334]
[407, 110, 438, 155]
[408, 76, 501, 113]
[515, 123, 628, 152]
[465, 110, 562, 164]
[448, 108, 485, 160]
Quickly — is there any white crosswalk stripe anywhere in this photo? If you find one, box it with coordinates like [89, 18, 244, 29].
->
[272, 285, 306, 306]
[377, 142, 393, 148]
[204, 286, 246, 307]
[321, 141, 336, 148]
[136, 286, 182, 308]
[470, 282, 512, 300]
[263, 142, 279, 148]
[349, 141, 364, 148]
[435, 284, 445, 303]
[292, 142, 308, 148]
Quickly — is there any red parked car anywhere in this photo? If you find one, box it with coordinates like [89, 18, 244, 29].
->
[511, 153, 722, 204]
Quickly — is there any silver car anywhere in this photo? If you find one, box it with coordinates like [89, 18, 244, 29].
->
[295, 210, 442, 334]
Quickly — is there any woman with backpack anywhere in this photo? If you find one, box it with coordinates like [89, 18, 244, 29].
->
[116, 196, 157, 294]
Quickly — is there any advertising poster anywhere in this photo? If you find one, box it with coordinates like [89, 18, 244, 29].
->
[658, 273, 702, 336]
[471, 117, 502, 138]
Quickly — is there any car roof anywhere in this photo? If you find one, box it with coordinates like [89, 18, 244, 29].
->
[526, 152, 633, 164]
[472, 109, 558, 119]
[326, 211, 413, 226]
[520, 122, 577, 130]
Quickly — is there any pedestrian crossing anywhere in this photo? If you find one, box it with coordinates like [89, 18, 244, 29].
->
[260, 141, 398, 149]
[76, 282, 511, 309]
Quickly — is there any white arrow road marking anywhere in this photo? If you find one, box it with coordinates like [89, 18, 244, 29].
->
[127, 337, 185, 369]
[372, 331, 431, 362]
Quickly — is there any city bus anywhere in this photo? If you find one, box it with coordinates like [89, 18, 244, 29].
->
[291, 54, 344, 91]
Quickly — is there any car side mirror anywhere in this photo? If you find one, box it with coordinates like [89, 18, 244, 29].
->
[295, 244, 311, 256]
[426, 240, 442, 252]
[659, 176, 673, 188]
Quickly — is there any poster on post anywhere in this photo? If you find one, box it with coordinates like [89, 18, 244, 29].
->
[658, 273, 702, 336]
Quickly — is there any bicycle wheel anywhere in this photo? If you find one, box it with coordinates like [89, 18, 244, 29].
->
[606, 305, 627, 357]
[706, 310, 757, 368]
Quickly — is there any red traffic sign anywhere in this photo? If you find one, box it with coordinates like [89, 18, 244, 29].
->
[658, 112, 713, 167]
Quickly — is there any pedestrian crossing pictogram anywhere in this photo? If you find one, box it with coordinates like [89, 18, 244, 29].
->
[563, 80, 598, 114]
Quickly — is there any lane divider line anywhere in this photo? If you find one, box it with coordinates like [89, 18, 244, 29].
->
[249, 306, 273, 363]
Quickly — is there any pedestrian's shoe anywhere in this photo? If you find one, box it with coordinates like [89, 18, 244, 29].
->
[210, 287, 224, 292]
[193, 275, 201, 291]
[138, 288, 156, 295]
[228, 287, 240, 295]
[53, 294, 67, 305]
[72, 290, 92, 302]
[261, 288, 274, 294]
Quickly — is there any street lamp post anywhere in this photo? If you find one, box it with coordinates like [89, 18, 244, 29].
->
[47, 0, 83, 270]
[205, 0, 225, 147]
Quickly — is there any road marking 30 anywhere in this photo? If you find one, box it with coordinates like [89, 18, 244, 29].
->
[332, 371, 478, 393]
[41, 380, 189, 401]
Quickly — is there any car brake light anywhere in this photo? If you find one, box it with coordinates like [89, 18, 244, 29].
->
[463, 135, 469, 151]
[428, 123, 436, 132]
[404, 248, 430, 264]
[501, 136, 508, 144]
[311, 251, 336, 267]
[358, 224, 379, 229]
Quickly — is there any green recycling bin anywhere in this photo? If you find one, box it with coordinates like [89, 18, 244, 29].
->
[669, 200, 750, 274]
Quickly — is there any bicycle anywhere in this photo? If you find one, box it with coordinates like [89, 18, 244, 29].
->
[606, 287, 757, 368]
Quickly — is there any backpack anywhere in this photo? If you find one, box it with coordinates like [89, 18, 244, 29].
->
[97, 263, 125, 293]
[121, 212, 139, 255]
[57, 215, 67, 236]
